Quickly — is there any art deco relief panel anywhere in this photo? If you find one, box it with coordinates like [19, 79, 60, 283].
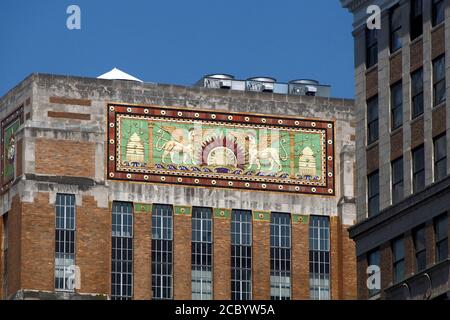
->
[107, 103, 335, 195]
[1, 106, 24, 192]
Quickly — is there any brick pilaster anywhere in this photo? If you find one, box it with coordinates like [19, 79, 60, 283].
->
[213, 212, 231, 300]
[133, 207, 152, 299]
[252, 212, 270, 300]
[173, 212, 191, 299]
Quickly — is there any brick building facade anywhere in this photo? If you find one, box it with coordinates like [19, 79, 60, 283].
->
[0, 73, 356, 300]
[341, 0, 450, 299]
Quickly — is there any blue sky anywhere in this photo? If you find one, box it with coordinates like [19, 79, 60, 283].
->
[0, 0, 354, 98]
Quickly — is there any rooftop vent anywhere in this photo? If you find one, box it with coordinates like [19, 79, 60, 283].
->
[246, 77, 277, 93]
[289, 79, 320, 96]
[202, 74, 235, 89]
[97, 68, 143, 82]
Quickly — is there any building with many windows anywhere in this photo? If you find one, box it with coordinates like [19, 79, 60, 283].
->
[0, 72, 356, 300]
[341, 0, 450, 299]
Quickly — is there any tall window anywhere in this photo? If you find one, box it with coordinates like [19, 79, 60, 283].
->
[413, 225, 426, 272]
[433, 55, 446, 106]
[432, 0, 445, 27]
[410, 0, 423, 40]
[390, 5, 402, 52]
[270, 212, 291, 300]
[434, 213, 448, 263]
[412, 145, 425, 193]
[434, 133, 447, 182]
[391, 81, 403, 130]
[368, 171, 380, 217]
[366, 28, 378, 68]
[392, 158, 404, 204]
[55, 194, 76, 291]
[309, 216, 330, 300]
[411, 68, 424, 118]
[367, 96, 379, 144]
[152, 204, 173, 300]
[2, 213, 8, 297]
[111, 202, 133, 300]
[367, 248, 380, 297]
[192, 207, 213, 300]
[392, 236, 405, 284]
[231, 210, 252, 300]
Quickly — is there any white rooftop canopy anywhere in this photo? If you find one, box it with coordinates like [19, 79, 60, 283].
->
[97, 68, 143, 82]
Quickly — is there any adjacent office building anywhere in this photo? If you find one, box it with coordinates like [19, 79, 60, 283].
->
[0, 71, 356, 300]
[341, 0, 450, 299]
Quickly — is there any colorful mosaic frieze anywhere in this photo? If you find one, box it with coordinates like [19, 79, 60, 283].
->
[253, 211, 271, 222]
[292, 214, 310, 224]
[1, 106, 24, 190]
[174, 205, 192, 216]
[213, 208, 231, 219]
[133, 203, 152, 214]
[107, 104, 335, 195]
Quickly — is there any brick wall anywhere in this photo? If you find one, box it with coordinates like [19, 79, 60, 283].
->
[356, 254, 368, 300]
[432, 105, 446, 137]
[291, 222, 309, 299]
[7, 195, 22, 299]
[21, 193, 54, 292]
[366, 68, 378, 99]
[411, 118, 424, 149]
[390, 51, 403, 84]
[76, 196, 110, 296]
[341, 224, 357, 299]
[367, 144, 379, 174]
[425, 222, 436, 268]
[330, 216, 340, 299]
[173, 214, 191, 299]
[380, 243, 392, 299]
[133, 209, 152, 299]
[35, 138, 95, 178]
[431, 24, 445, 59]
[213, 217, 231, 300]
[252, 220, 270, 300]
[390, 129, 403, 161]
[410, 39, 423, 72]
[404, 232, 414, 278]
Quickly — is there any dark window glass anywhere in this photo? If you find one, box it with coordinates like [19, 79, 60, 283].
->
[367, 96, 379, 144]
[413, 146, 425, 193]
[309, 216, 330, 300]
[270, 213, 291, 300]
[367, 249, 380, 296]
[368, 171, 380, 217]
[111, 202, 133, 300]
[390, 6, 402, 52]
[434, 134, 447, 182]
[392, 236, 405, 283]
[231, 210, 252, 300]
[152, 204, 173, 300]
[432, 0, 445, 27]
[411, 0, 423, 40]
[55, 194, 76, 292]
[191, 207, 213, 300]
[392, 157, 404, 204]
[434, 213, 448, 263]
[366, 28, 378, 68]
[433, 55, 446, 106]
[413, 225, 427, 272]
[411, 69, 424, 118]
[391, 82, 403, 130]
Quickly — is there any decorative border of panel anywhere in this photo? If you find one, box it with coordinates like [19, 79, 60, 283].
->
[1, 106, 24, 190]
[107, 103, 335, 195]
